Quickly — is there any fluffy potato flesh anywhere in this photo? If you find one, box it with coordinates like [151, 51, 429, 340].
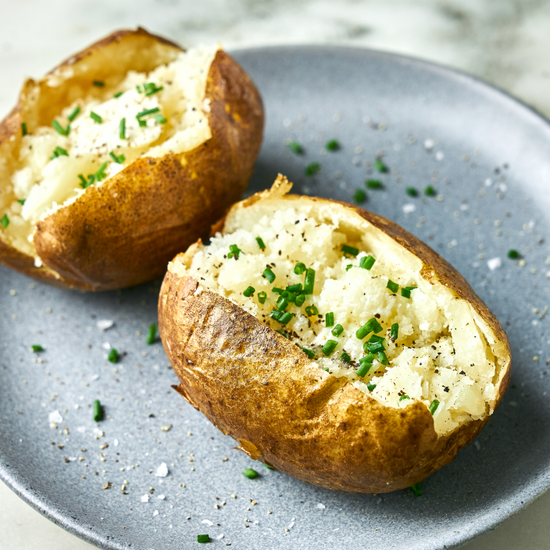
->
[169, 177, 509, 438]
[0, 42, 216, 262]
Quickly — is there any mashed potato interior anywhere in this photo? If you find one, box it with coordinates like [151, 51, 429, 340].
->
[170, 194, 504, 436]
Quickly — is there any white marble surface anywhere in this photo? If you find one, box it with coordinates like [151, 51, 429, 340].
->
[1, 0, 550, 548]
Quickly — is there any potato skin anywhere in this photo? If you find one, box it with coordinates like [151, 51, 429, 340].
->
[0, 28, 264, 290]
[158, 188, 511, 493]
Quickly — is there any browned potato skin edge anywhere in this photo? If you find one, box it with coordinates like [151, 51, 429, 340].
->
[0, 28, 264, 291]
[158, 187, 511, 493]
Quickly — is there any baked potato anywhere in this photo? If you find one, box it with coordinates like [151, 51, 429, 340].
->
[0, 28, 263, 290]
[158, 175, 511, 493]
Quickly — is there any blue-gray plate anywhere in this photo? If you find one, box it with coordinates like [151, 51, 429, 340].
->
[1, 46, 550, 550]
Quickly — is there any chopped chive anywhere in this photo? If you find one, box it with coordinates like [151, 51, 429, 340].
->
[340, 352, 351, 362]
[276, 296, 289, 311]
[364, 336, 385, 354]
[228, 244, 242, 260]
[154, 113, 167, 124]
[295, 294, 306, 307]
[256, 237, 266, 250]
[325, 312, 335, 327]
[90, 111, 103, 123]
[356, 318, 383, 340]
[286, 283, 302, 293]
[257, 291, 267, 304]
[1, 214, 9, 229]
[197, 534, 210, 543]
[52, 120, 69, 136]
[322, 340, 338, 356]
[119, 117, 126, 139]
[386, 280, 399, 293]
[353, 189, 366, 203]
[67, 106, 81, 122]
[113, 91, 123, 98]
[507, 249, 520, 259]
[21, 122, 27, 136]
[305, 305, 319, 316]
[109, 151, 126, 164]
[325, 139, 339, 151]
[276, 329, 289, 338]
[31, 344, 44, 352]
[366, 179, 383, 189]
[93, 399, 102, 422]
[93, 80, 105, 87]
[367, 383, 377, 391]
[294, 262, 306, 275]
[303, 268, 315, 294]
[136, 107, 160, 119]
[50, 146, 69, 159]
[95, 162, 108, 181]
[299, 346, 315, 359]
[424, 185, 436, 196]
[146, 324, 157, 345]
[263, 267, 276, 283]
[79, 174, 95, 189]
[410, 483, 423, 497]
[263, 463, 275, 470]
[17, 199, 26, 205]
[331, 324, 344, 337]
[377, 351, 389, 365]
[399, 395, 410, 401]
[374, 158, 388, 173]
[278, 312, 294, 324]
[136, 85, 143, 93]
[288, 141, 303, 154]
[346, 264, 353, 271]
[406, 187, 418, 197]
[107, 348, 119, 363]
[305, 162, 321, 176]
[144, 82, 164, 96]
[272, 288, 285, 295]
[429, 399, 440, 415]
[242, 468, 258, 479]
[355, 356, 373, 377]
[243, 286, 255, 297]
[390, 323, 399, 341]
[359, 255, 376, 270]
[341, 245, 359, 257]
[401, 286, 416, 299]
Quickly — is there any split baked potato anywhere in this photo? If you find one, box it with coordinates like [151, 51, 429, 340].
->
[158, 175, 511, 493]
[0, 28, 264, 290]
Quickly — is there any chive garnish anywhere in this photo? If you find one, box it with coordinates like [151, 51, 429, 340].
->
[90, 111, 103, 124]
[294, 262, 306, 275]
[325, 139, 339, 151]
[288, 141, 303, 154]
[67, 106, 81, 122]
[353, 189, 366, 203]
[303, 268, 315, 294]
[424, 185, 436, 196]
[507, 249, 520, 259]
[154, 113, 167, 124]
[79, 174, 95, 189]
[305, 162, 321, 176]
[331, 324, 344, 337]
[21, 122, 27, 136]
[401, 286, 416, 299]
[17, 199, 26, 205]
[144, 82, 164, 96]
[399, 395, 410, 401]
[270, 310, 282, 321]
[50, 146, 68, 159]
[390, 323, 399, 341]
[52, 120, 69, 136]
[367, 383, 376, 391]
[359, 255, 376, 270]
[146, 324, 157, 345]
[272, 288, 284, 295]
[410, 483, 423, 497]
[136, 107, 160, 119]
[286, 283, 302, 293]
[263, 267, 276, 283]
[1, 214, 9, 229]
[256, 237, 266, 250]
[406, 187, 418, 197]
[356, 317, 383, 340]
[322, 340, 338, 356]
[109, 151, 126, 164]
[374, 158, 388, 173]
[264, 463, 275, 470]
[366, 179, 383, 189]
[242, 468, 258, 479]
[364, 335, 385, 354]
[299, 346, 315, 359]
[257, 291, 267, 304]
[93, 80, 105, 87]
[429, 399, 440, 415]
[276, 329, 289, 338]
[377, 351, 389, 365]
[31, 344, 44, 352]
[341, 245, 359, 257]
[278, 312, 294, 324]
[93, 399, 102, 422]
[386, 280, 399, 293]
[276, 296, 289, 311]
[119, 118, 126, 139]
[305, 305, 318, 316]
[295, 294, 306, 307]
[325, 312, 335, 327]
[136, 85, 143, 93]
[346, 264, 353, 271]
[340, 352, 351, 362]
[355, 356, 373, 377]
[243, 286, 255, 297]
[107, 348, 119, 363]
[95, 162, 108, 182]
[228, 244, 242, 260]
[114, 92, 123, 98]
[197, 534, 210, 543]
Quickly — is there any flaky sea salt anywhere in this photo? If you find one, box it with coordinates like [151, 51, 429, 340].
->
[487, 257, 502, 271]
[155, 463, 169, 477]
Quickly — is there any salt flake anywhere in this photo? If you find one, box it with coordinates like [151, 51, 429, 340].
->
[155, 462, 169, 477]
[402, 204, 416, 214]
[153, 510, 159, 517]
[141, 494, 150, 503]
[201, 519, 214, 526]
[97, 320, 114, 331]
[487, 257, 502, 271]
[316, 503, 326, 510]
[49, 410, 63, 424]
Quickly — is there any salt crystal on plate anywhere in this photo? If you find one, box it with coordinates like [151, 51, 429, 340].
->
[158, 495, 166, 500]
[76, 426, 86, 433]
[49, 411, 63, 424]
[216, 534, 224, 540]
[97, 320, 114, 331]
[435, 151, 444, 161]
[155, 463, 169, 477]
[114, 439, 119, 447]
[487, 257, 502, 271]
[402, 204, 416, 214]
[316, 503, 325, 510]
[141, 494, 150, 503]
[202, 519, 213, 526]
[102, 342, 111, 350]
[153, 510, 159, 517]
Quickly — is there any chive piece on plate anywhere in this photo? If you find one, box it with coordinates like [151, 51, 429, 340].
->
[424, 185, 436, 196]
[374, 158, 388, 173]
[325, 139, 339, 151]
[305, 162, 321, 176]
[197, 534, 210, 543]
[288, 141, 303, 154]
[31, 344, 44, 352]
[366, 179, 383, 189]
[406, 187, 418, 197]
[146, 324, 157, 345]
[410, 483, 423, 497]
[353, 189, 366, 203]
[507, 249, 520, 259]
[242, 468, 258, 479]
[93, 399, 102, 422]
[107, 348, 119, 363]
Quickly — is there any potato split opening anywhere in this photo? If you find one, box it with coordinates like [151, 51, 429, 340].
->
[169, 178, 509, 436]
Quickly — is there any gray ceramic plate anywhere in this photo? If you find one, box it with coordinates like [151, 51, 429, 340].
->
[2, 46, 550, 550]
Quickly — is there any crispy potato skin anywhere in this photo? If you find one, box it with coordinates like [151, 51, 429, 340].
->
[158, 189, 511, 493]
[0, 29, 264, 290]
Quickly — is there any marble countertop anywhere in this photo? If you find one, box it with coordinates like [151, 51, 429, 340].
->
[1, 0, 550, 548]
